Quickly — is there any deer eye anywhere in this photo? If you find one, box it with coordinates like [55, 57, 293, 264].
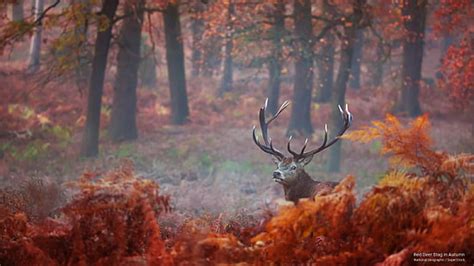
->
[290, 165, 297, 170]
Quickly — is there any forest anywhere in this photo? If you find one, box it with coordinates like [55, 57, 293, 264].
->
[0, 0, 472, 265]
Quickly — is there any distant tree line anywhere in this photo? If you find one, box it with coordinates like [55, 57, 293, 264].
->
[2, 0, 464, 172]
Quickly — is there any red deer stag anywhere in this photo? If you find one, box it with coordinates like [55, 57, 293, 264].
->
[252, 99, 352, 203]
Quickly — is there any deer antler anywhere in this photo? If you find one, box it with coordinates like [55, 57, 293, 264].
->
[287, 104, 353, 161]
[252, 99, 290, 160]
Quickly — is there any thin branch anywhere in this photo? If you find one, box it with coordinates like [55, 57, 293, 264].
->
[368, 22, 392, 63]
[34, 0, 61, 26]
[312, 18, 345, 43]
[0, 0, 62, 49]
[311, 15, 334, 23]
[113, 7, 166, 23]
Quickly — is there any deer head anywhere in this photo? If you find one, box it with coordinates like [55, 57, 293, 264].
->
[252, 99, 352, 201]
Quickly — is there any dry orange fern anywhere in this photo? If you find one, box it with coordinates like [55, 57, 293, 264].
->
[1, 116, 473, 265]
[343, 114, 474, 181]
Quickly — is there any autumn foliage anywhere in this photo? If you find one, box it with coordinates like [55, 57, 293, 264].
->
[438, 38, 474, 110]
[1, 116, 473, 265]
[433, 0, 474, 110]
[1, 161, 173, 265]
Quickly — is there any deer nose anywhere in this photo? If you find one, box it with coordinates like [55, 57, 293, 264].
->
[273, 171, 281, 179]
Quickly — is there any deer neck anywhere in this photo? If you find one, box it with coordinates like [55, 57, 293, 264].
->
[283, 169, 319, 203]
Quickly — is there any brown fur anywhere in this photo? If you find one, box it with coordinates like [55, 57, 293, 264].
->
[282, 169, 338, 203]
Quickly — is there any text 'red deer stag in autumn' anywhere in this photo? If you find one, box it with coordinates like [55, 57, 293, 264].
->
[252, 99, 353, 203]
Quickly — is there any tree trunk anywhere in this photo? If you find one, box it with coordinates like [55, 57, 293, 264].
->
[349, 29, 364, 89]
[7, 0, 24, 21]
[327, 0, 363, 172]
[441, 34, 454, 56]
[266, 0, 285, 115]
[218, 1, 235, 96]
[191, 3, 205, 77]
[80, 0, 119, 157]
[201, 36, 222, 77]
[163, 2, 189, 124]
[27, 0, 44, 72]
[314, 0, 335, 103]
[72, 0, 91, 90]
[287, 0, 313, 136]
[315, 31, 335, 103]
[109, 0, 144, 141]
[139, 42, 157, 88]
[371, 40, 385, 87]
[395, 0, 426, 117]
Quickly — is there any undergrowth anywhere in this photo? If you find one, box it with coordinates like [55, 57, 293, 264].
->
[0, 115, 472, 265]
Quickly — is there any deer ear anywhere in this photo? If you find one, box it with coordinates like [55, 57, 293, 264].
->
[299, 155, 314, 166]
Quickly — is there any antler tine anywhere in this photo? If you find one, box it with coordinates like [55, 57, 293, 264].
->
[267, 100, 290, 124]
[253, 126, 284, 158]
[298, 124, 328, 158]
[345, 104, 353, 124]
[338, 104, 344, 117]
[287, 136, 310, 158]
[287, 136, 299, 157]
[269, 138, 284, 157]
[259, 106, 269, 146]
[300, 138, 309, 155]
[252, 126, 267, 152]
[293, 105, 352, 160]
[252, 99, 289, 160]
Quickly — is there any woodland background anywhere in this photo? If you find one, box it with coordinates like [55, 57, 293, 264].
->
[0, 0, 473, 264]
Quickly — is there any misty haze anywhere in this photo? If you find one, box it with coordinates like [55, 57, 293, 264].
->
[0, 0, 472, 265]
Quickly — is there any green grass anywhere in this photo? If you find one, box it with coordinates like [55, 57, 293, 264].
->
[8, 140, 50, 162]
[47, 125, 72, 148]
[181, 152, 215, 173]
[115, 143, 135, 158]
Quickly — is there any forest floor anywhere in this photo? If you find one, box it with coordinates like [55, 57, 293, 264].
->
[0, 65, 473, 225]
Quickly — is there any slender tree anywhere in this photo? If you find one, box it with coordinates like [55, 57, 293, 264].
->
[315, 31, 335, 103]
[7, 0, 23, 22]
[139, 40, 157, 88]
[440, 34, 455, 57]
[163, 1, 189, 124]
[27, 0, 44, 72]
[349, 29, 364, 89]
[266, 0, 285, 115]
[218, 1, 235, 96]
[81, 0, 119, 157]
[371, 40, 385, 87]
[71, 0, 91, 90]
[287, 0, 314, 136]
[314, 0, 336, 103]
[395, 0, 427, 117]
[327, 0, 364, 172]
[190, 2, 205, 77]
[201, 35, 222, 77]
[109, 0, 145, 141]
